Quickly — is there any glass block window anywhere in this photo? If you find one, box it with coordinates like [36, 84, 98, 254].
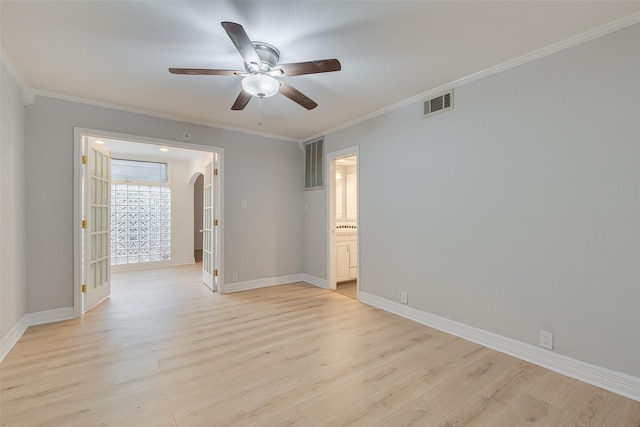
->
[110, 184, 171, 266]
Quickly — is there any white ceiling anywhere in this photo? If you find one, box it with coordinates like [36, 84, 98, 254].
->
[89, 136, 212, 164]
[2, 1, 639, 141]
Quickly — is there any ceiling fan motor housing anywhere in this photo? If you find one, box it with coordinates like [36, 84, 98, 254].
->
[250, 42, 280, 72]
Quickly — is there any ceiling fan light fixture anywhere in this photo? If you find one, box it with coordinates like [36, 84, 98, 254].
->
[242, 74, 280, 98]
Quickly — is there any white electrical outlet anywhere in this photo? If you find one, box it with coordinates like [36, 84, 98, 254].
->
[400, 291, 408, 304]
[540, 330, 553, 350]
[241, 200, 247, 209]
[232, 273, 238, 282]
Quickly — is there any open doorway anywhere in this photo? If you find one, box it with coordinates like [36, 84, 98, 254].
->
[73, 128, 223, 315]
[328, 147, 359, 299]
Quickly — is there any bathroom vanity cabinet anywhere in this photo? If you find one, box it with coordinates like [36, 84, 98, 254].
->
[336, 232, 357, 282]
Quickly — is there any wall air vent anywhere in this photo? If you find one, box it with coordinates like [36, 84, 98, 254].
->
[304, 137, 324, 190]
[423, 90, 453, 118]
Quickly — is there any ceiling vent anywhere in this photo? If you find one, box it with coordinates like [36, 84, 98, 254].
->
[423, 90, 453, 118]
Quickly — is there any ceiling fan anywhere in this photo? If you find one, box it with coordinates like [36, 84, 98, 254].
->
[169, 22, 341, 111]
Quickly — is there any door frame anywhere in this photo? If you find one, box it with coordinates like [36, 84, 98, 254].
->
[73, 128, 225, 317]
[327, 146, 359, 293]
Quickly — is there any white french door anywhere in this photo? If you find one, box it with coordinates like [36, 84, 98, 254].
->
[83, 139, 112, 311]
[202, 154, 219, 291]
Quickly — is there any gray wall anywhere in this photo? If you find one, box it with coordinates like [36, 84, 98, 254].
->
[25, 97, 303, 312]
[305, 23, 640, 377]
[0, 65, 28, 338]
[302, 188, 327, 280]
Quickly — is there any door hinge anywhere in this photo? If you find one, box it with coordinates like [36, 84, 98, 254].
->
[82, 284, 87, 293]
[214, 219, 218, 226]
[81, 220, 87, 229]
[82, 155, 88, 164]
[214, 168, 219, 176]
[213, 269, 218, 277]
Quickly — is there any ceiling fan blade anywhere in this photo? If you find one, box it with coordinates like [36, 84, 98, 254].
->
[273, 59, 341, 76]
[169, 68, 241, 76]
[231, 90, 252, 110]
[221, 22, 262, 70]
[279, 82, 318, 110]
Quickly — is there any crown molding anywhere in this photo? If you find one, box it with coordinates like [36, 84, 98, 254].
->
[3, 13, 639, 142]
[312, 12, 640, 141]
[1, 48, 35, 105]
[32, 89, 298, 143]
[1, 49, 296, 143]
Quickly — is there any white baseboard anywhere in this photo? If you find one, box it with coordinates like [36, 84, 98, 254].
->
[0, 316, 28, 363]
[223, 274, 305, 293]
[25, 307, 75, 326]
[301, 274, 328, 289]
[111, 258, 195, 272]
[221, 273, 327, 293]
[0, 307, 74, 363]
[358, 291, 640, 402]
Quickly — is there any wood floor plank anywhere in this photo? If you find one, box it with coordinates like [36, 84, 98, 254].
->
[255, 406, 314, 427]
[298, 349, 436, 422]
[122, 413, 178, 427]
[1, 263, 639, 426]
[492, 393, 563, 426]
[309, 334, 485, 426]
[371, 349, 510, 426]
[589, 392, 640, 426]
[527, 370, 594, 409]
[432, 362, 546, 426]
[313, 366, 441, 427]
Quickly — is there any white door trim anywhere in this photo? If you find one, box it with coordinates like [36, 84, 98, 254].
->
[326, 146, 359, 293]
[73, 127, 225, 317]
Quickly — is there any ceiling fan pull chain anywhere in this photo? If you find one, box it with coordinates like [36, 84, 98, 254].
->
[258, 97, 264, 126]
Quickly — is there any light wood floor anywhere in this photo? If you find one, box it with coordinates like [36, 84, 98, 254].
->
[1, 264, 639, 426]
[335, 281, 357, 299]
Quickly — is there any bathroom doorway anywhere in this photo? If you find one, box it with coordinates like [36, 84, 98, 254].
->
[328, 147, 358, 299]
